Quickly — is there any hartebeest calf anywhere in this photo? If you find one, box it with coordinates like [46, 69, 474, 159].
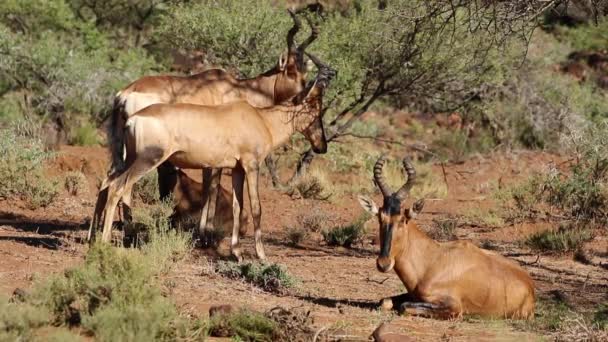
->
[109, 10, 318, 234]
[358, 156, 535, 319]
[89, 53, 336, 261]
[169, 169, 249, 234]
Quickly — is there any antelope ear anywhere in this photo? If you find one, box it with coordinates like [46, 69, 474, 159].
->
[405, 198, 425, 220]
[358, 195, 378, 215]
[278, 51, 288, 71]
[305, 59, 314, 73]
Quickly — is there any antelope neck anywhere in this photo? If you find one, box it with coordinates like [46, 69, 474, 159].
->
[260, 102, 315, 150]
[239, 75, 279, 107]
[393, 224, 440, 293]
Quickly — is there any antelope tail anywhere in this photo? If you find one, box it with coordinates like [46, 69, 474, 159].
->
[107, 94, 127, 175]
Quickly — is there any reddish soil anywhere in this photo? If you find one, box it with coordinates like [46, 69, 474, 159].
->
[1, 144, 607, 341]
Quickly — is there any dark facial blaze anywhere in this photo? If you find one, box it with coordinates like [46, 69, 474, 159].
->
[379, 195, 401, 258]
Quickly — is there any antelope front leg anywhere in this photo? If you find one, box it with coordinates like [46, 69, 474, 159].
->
[198, 168, 213, 239]
[399, 296, 462, 319]
[244, 161, 265, 260]
[206, 168, 222, 230]
[230, 164, 245, 262]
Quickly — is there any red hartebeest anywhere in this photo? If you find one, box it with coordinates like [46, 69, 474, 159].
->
[358, 156, 535, 319]
[109, 10, 318, 236]
[90, 53, 336, 261]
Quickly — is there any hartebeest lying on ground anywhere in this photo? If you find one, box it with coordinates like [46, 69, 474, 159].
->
[89, 53, 336, 261]
[108, 10, 318, 235]
[358, 156, 536, 319]
[169, 169, 249, 234]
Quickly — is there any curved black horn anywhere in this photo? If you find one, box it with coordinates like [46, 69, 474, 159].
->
[395, 157, 416, 201]
[305, 52, 337, 85]
[286, 9, 301, 53]
[296, 15, 319, 57]
[373, 155, 392, 197]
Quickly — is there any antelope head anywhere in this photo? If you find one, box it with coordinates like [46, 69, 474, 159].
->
[273, 9, 319, 102]
[291, 52, 336, 154]
[358, 156, 425, 273]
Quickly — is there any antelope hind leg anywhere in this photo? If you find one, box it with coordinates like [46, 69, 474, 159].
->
[88, 185, 110, 243]
[244, 161, 265, 260]
[230, 164, 245, 262]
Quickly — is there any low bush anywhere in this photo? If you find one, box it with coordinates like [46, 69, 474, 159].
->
[322, 213, 369, 248]
[285, 226, 308, 246]
[524, 223, 592, 253]
[0, 296, 50, 341]
[132, 172, 160, 205]
[0, 205, 197, 341]
[215, 261, 296, 293]
[0, 125, 59, 208]
[64, 171, 88, 196]
[208, 309, 277, 342]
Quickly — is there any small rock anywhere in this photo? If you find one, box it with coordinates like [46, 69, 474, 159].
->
[371, 323, 415, 342]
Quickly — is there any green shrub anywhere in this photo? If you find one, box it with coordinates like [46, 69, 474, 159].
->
[431, 128, 496, 163]
[128, 200, 192, 273]
[69, 121, 100, 146]
[0, 296, 50, 341]
[0, 126, 59, 208]
[132, 172, 160, 205]
[524, 224, 592, 253]
[208, 309, 277, 342]
[285, 226, 307, 246]
[554, 19, 608, 51]
[322, 213, 369, 248]
[27, 237, 197, 341]
[64, 171, 88, 196]
[215, 261, 296, 293]
[594, 304, 608, 330]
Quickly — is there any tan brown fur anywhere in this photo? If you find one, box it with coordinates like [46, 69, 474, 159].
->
[108, 10, 317, 235]
[358, 156, 535, 320]
[90, 57, 335, 261]
[169, 169, 249, 235]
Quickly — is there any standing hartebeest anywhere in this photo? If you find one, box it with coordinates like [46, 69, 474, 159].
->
[89, 53, 336, 261]
[108, 10, 318, 235]
[358, 155, 536, 319]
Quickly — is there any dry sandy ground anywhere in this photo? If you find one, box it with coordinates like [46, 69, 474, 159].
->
[1, 145, 606, 341]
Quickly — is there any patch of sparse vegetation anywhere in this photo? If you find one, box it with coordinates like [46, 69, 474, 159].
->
[215, 261, 296, 293]
[290, 167, 332, 200]
[462, 207, 505, 228]
[18, 224, 197, 341]
[69, 121, 100, 146]
[594, 304, 608, 330]
[0, 125, 59, 208]
[64, 171, 88, 196]
[127, 200, 192, 272]
[298, 210, 332, 233]
[0, 295, 50, 342]
[500, 121, 608, 228]
[513, 297, 573, 333]
[573, 247, 593, 264]
[285, 226, 307, 246]
[431, 128, 496, 163]
[132, 172, 160, 205]
[0, 204, 197, 341]
[428, 217, 458, 241]
[524, 223, 593, 253]
[208, 309, 277, 341]
[322, 213, 369, 248]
